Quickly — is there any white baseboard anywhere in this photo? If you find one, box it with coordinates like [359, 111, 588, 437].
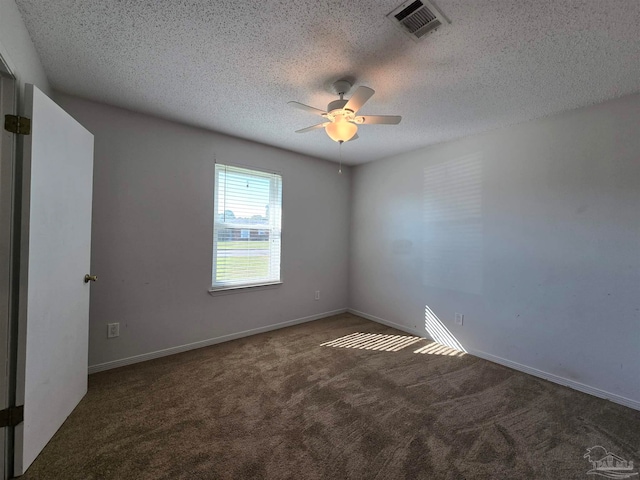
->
[348, 309, 640, 412]
[465, 349, 640, 411]
[89, 308, 347, 374]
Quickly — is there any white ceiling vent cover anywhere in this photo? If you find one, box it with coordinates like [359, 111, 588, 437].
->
[386, 0, 449, 41]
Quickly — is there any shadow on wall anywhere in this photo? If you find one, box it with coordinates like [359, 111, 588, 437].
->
[423, 153, 483, 295]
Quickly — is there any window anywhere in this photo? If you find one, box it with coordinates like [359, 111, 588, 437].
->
[212, 163, 282, 290]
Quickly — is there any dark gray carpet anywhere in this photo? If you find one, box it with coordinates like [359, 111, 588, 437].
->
[20, 313, 640, 479]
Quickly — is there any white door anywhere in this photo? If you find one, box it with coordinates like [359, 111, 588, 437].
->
[14, 85, 94, 475]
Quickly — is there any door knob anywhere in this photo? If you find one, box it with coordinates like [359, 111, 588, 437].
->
[84, 274, 97, 283]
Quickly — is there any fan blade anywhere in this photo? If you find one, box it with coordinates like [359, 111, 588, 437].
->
[357, 115, 402, 125]
[344, 86, 375, 113]
[288, 101, 327, 116]
[295, 123, 328, 133]
[346, 133, 359, 141]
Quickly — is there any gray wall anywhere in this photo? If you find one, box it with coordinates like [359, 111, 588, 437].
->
[350, 93, 640, 406]
[0, 0, 50, 102]
[56, 94, 351, 369]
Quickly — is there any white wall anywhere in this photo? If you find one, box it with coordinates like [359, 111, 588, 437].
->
[350, 93, 640, 408]
[0, 0, 50, 101]
[55, 94, 351, 369]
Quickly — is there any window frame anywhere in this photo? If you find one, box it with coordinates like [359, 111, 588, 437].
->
[210, 162, 283, 292]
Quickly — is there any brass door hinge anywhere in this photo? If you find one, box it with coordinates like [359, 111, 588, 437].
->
[4, 115, 31, 135]
[0, 405, 24, 428]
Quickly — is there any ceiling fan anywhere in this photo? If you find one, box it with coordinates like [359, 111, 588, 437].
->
[288, 80, 402, 143]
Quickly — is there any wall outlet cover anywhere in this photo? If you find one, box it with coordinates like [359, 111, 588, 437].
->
[108, 322, 120, 338]
[455, 313, 464, 325]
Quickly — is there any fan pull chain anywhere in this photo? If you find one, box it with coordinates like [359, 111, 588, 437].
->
[338, 141, 343, 174]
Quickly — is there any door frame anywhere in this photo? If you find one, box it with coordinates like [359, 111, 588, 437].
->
[0, 53, 19, 480]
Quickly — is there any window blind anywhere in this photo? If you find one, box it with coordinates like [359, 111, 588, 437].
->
[212, 163, 282, 289]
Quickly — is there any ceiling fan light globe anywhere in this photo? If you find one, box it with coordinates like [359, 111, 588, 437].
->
[325, 118, 358, 142]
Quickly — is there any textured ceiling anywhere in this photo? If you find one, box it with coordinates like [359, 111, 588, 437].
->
[15, 0, 640, 165]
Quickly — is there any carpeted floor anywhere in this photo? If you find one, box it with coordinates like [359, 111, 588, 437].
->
[20, 313, 640, 479]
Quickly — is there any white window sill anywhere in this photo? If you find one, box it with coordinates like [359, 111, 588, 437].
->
[208, 281, 282, 296]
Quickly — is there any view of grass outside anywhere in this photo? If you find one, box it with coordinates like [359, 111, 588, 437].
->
[217, 241, 269, 250]
[215, 240, 270, 282]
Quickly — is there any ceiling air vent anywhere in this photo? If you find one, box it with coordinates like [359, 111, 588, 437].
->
[386, 0, 449, 41]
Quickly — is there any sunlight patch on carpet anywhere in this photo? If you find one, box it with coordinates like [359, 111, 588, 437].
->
[321, 332, 422, 352]
[413, 342, 466, 357]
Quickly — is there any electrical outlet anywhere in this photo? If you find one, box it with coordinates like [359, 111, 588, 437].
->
[455, 313, 464, 326]
[314, 290, 320, 301]
[107, 323, 120, 338]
